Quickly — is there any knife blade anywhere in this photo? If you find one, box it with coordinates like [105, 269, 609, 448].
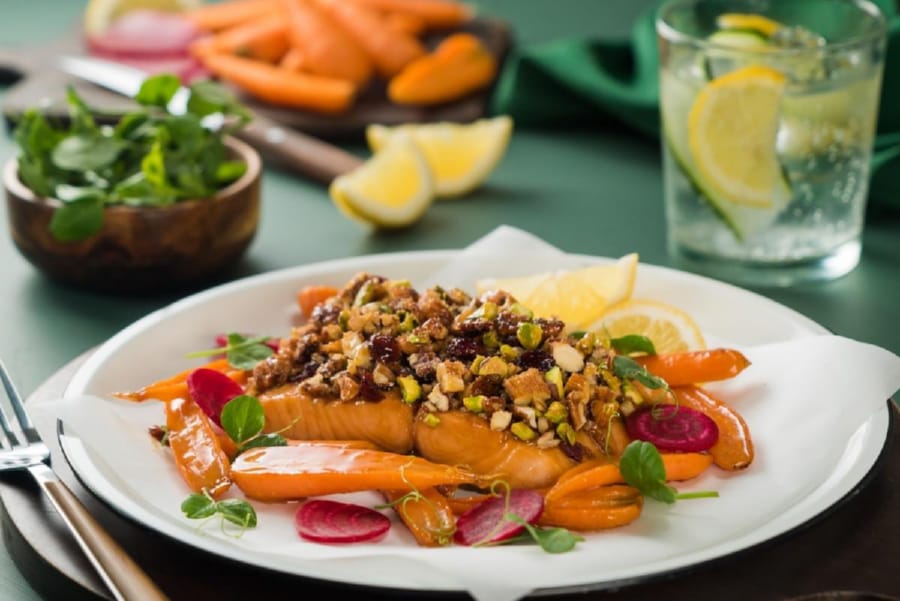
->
[57, 55, 363, 184]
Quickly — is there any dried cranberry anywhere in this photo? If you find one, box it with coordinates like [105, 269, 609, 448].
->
[495, 312, 526, 338]
[559, 441, 586, 463]
[446, 337, 484, 361]
[518, 350, 555, 371]
[371, 334, 401, 363]
[289, 361, 319, 383]
[535, 317, 565, 340]
[469, 374, 504, 397]
[357, 370, 383, 401]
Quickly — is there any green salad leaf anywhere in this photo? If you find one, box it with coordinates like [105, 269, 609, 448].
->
[11, 74, 251, 242]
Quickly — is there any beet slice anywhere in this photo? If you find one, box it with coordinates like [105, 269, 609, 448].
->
[625, 404, 719, 452]
[186, 368, 244, 427]
[453, 489, 544, 546]
[295, 500, 391, 543]
[86, 9, 202, 59]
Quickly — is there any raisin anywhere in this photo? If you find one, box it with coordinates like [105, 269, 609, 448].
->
[518, 350, 555, 371]
[446, 337, 484, 361]
[470, 374, 504, 397]
[357, 370, 383, 401]
[371, 334, 401, 363]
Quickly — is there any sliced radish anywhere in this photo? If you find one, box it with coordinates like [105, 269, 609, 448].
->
[186, 368, 244, 427]
[86, 10, 202, 59]
[453, 489, 543, 546]
[295, 500, 391, 543]
[625, 404, 719, 452]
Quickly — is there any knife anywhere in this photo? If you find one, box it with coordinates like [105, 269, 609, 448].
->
[57, 55, 363, 184]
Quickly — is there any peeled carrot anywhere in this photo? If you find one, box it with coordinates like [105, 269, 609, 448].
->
[114, 358, 233, 403]
[200, 53, 356, 113]
[638, 349, 751, 386]
[200, 14, 290, 63]
[279, 47, 306, 71]
[381, 487, 456, 546]
[166, 397, 232, 498]
[282, 0, 373, 86]
[382, 11, 427, 36]
[317, 0, 426, 78]
[231, 444, 487, 501]
[185, 0, 281, 32]
[660, 451, 715, 480]
[387, 32, 497, 105]
[440, 490, 495, 516]
[539, 485, 643, 531]
[297, 284, 340, 318]
[674, 386, 754, 470]
[349, 0, 473, 29]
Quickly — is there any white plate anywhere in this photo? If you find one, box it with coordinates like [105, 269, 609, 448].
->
[59, 251, 891, 597]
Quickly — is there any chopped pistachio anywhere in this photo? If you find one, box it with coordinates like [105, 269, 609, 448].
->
[623, 382, 644, 406]
[500, 344, 521, 361]
[511, 422, 537, 441]
[398, 312, 417, 332]
[469, 355, 485, 374]
[544, 401, 568, 424]
[545, 366, 564, 398]
[575, 331, 596, 355]
[517, 322, 543, 350]
[482, 301, 498, 320]
[396, 376, 421, 404]
[463, 395, 486, 413]
[556, 422, 576, 445]
[422, 413, 441, 427]
[478, 356, 508, 376]
[353, 281, 376, 306]
[482, 330, 500, 350]
[338, 309, 350, 331]
[507, 302, 534, 319]
[406, 333, 429, 345]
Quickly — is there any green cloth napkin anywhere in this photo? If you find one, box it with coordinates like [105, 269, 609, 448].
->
[491, 0, 900, 214]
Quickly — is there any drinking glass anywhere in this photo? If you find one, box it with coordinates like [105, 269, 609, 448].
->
[657, 0, 886, 286]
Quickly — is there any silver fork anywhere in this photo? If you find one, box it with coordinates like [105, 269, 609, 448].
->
[0, 359, 170, 601]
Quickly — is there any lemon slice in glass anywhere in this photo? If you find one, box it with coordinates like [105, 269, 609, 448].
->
[475, 253, 639, 330]
[715, 13, 784, 38]
[688, 65, 791, 210]
[366, 116, 513, 197]
[329, 132, 434, 229]
[590, 299, 706, 354]
[84, 0, 202, 36]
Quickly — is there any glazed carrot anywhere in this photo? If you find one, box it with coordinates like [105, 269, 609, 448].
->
[282, 0, 373, 86]
[279, 47, 306, 71]
[381, 487, 456, 546]
[638, 349, 751, 386]
[349, 0, 473, 29]
[317, 0, 426, 78]
[674, 386, 754, 470]
[231, 444, 488, 501]
[387, 32, 497, 105]
[200, 53, 356, 113]
[440, 490, 495, 516]
[166, 397, 232, 498]
[185, 0, 281, 32]
[539, 485, 643, 531]
[544, 452, 714, 504]
[113, 358, 233, 403]
[382, 10, 427, 36]
[297, 284, 340, 317]
[287, 439, 381, 450]
[200, 14, 290, 63]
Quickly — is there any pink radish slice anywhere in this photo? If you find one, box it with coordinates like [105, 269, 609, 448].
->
[86, 10, 202, 59]
[215, 334, 280, 351]
[106, 55, 210, 83]
[453, 489, 544, 546]
[295, 500, 391, 543]
[625, 405, 719, 452]
[186, 368, 244, 427]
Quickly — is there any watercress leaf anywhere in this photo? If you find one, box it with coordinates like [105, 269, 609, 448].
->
[611, 335, 657, 356]
[188, 80, 248, 120]
[240, 432, 287, 451]
[216, 498, 258, 528]
[619, 440, 677, 504]
[228, 342, 273, 371]
[181, 493, 217, 519]
[65, 87, 97, 134]
[215, 160, 247, 184]
[51, 135, 126, 171]
[220, 395, 265, 444]
[141, 139, 168, 187]
[504, 513, 583, 553]
[612, 355, 668, 390]
[55, 184, 106, 203]
[49, 194, 105, 242]
[135, 74, 182, 109]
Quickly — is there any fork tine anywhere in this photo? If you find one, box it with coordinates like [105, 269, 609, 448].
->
[0, 358, 36, 446]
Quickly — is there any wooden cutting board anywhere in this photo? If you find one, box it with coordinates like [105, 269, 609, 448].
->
[0, 17, 512, 140]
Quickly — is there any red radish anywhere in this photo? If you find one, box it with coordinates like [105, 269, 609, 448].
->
[186, 368, 244, 427]
[625, 405, 719, 452]
[453, 489, 543, 546]
[295, 500, 391, 543]
[86, 10, 202, 59]
[215, 334, 279, 351]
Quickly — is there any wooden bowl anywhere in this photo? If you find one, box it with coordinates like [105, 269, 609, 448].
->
[4, 136, 261, 295]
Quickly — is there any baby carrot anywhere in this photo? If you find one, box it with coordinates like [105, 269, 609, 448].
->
[113, 358, 233, 403]
[317, 0, 426, 78]
[185, 0, 281, 32]
[674, 385, 755, 470]
[166, 397, 232, 498]
[231, 444, 487, 501]
[201, 14, 290, 63]
[279, 47, 306, 71]
[382, 11, 428, 36]
[296, 284, 340, 318]
[381, 487, 456, 546]
[200, 53, 356, 113]
[539, 485, 643, 531]
[282, 0, 373, 86]
[638, 348, 751, 386]
[349, 0, 473, 29]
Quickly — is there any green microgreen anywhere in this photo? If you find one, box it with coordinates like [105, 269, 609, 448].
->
[610, 334, 657, 356]
[503, 514, 585, 554]
[619, 440, 719, 504]
[185, 333, 275, 370]
[612, 355, 669, 390]
[181, 490, 257, 536]
[220, 395, 287, 454]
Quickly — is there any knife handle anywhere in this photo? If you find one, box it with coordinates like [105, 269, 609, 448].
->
[236, 112, 363, 184]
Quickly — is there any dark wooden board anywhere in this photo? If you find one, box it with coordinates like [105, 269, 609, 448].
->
[0, 18, 511, 141]
[1, 353, 899, 601]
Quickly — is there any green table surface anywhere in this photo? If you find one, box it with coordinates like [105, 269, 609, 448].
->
[1, 1, 899, 600]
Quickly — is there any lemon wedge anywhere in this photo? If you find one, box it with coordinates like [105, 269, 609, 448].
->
[366, 116, 513, 197]
[84, 0, 202, 36]
[715, 13, 784, 38]
[688, 65, 790, 210]
[476, 253, 639, 330]
[590, 299, 706, 354]
[329, 132, 434, 229]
